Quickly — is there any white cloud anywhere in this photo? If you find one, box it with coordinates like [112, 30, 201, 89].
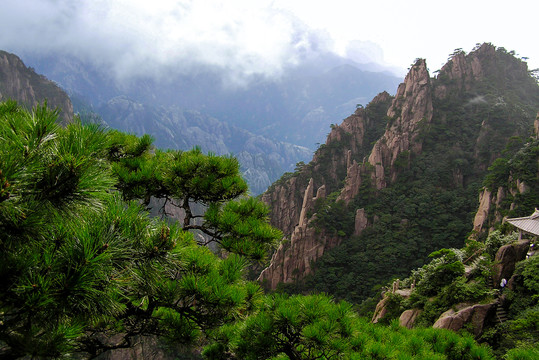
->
[0, 0, 336, 82]
[1, 0, 537, 82]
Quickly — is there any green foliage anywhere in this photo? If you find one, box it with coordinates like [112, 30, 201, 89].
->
[286, 57, 539, 303]
[414, 255, 465, 297]
[300, 145, 481, 303]
[376, 292, 405, 325]
[505, 255, 539, 318]
[397, 247, 493, 327]
[311, 191, 355, 237]
[0, 101, 280, 358]
[482, 139, 539, 222]
[437, 277, 491, 307]
[204, 198, 282, 260]
[204, 294, 494, 360]
[504, 345, 539, 360]
[484, 230, 519, 259]
[517, 255, 539, 296]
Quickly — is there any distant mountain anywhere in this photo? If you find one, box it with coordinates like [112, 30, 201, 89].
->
[15, 51, 400, 193]
[259, 43, 539, 302]
[98, 96, 311, 195]
[0, 50, 73, 124]
[22, 51, 401, 149]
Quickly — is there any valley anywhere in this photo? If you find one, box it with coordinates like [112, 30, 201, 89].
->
[1, 42, 538, 359]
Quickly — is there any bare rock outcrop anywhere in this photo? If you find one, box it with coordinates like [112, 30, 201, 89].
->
[367, 59, 433, 189]
[399, 309, 422, 329]
[473, 189, 492, 233]
[94, 335, 178, 360]
[0, 50, 73, 124]
[259, 93, 394, 289]
[354, 208, 368, 236]
[261, 177, 304, 237]
[371, 295, 391, 324]
[259, 179, 339, 289]
[472, 179, 533, 237]
[262, 108, 374, 237]
[433, 302, 497, 337]
[433, 46, 488, 99]
[493, 239, 531, 286]
[371, 283, 412, 324]
[339, 59, 434, 203]
[338, 159, 366, 203]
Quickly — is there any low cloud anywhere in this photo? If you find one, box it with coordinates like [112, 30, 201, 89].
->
[1, 0, 339, 84]
[466, 95, 488, 106]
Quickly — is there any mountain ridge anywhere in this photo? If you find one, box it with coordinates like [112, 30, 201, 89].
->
[0, 50, 73, 124]
[259, 43, 539, 297]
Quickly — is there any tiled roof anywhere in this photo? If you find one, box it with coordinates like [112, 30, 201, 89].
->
[506, 209, 539, 236]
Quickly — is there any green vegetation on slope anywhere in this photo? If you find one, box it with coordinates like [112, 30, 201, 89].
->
[278, 46, 539, 305]
[0, 100, 280, 358]
[374, 229, 538, 359]
[0, 101, 497, 359]
[205, 293, 493, 360]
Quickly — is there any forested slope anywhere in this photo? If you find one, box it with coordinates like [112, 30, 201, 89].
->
[260, 43, 539, 304]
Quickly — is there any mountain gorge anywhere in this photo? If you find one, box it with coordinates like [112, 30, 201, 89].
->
[16, 52, 401, 194]
[259, 43, 539, 302]
[97, 96, 311, 194]
[1, 41, 538, 359]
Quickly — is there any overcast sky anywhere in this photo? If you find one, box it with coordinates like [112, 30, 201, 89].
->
[1, 0, 537, 81]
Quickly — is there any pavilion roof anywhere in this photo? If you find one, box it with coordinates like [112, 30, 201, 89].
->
[506, 209, 539, 236]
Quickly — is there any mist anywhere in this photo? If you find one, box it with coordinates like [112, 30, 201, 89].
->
[1, 0, 366, 85]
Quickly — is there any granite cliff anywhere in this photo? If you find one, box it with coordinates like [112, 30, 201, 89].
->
[0, 50, 73, 124]
[473, 113, 539, 235]
[259, 43, 539, 296]
[259, 92, 393, 287]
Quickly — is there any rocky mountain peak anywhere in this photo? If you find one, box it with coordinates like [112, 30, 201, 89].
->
[0, 51, 73, 124]
[260, 43, 539, 292]
[338, 59, 434, 197]
[367, 58, 433, 189]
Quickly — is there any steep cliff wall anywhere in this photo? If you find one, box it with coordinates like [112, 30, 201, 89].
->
[473, 114, 539, 234]
[262, 93, 392, 237]
[259, 94, 393, 287]
[0, 50, 73, 124]
[260, 43, 539, 294]
[259, 179, 337, 288]
[337, 59, 434, 201]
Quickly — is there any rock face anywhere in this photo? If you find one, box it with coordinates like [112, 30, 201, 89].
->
[261, 176, 306, 237]
[261, 103, 385, 238]
[433, 48, 485, 99]
[371, 295, 391, 324]
[0, 50, 73, 124]
[473, 189, 493, 233]
[493, 240, 531, 286]
[338, 59, 433, 203]
[258, 179, 339, 289]
[354, 208, 368, 236]
[433, 302, 497, 337]
[472, 112, 539, 235]
[260, 43, 539, 291]
[367, 59, 433, 190]
[260, 60, 436, 289]
[399, 309, 422, 329]
[259, 95, 393, 287]
[371, 286, 412, 324]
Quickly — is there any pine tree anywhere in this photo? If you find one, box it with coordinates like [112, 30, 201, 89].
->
[0, 101, 280, 358]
